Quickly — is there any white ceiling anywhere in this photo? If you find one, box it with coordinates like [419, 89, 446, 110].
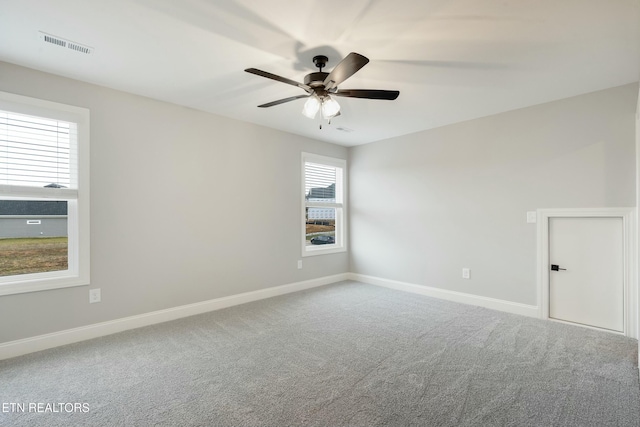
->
[0, 0, 638, 146]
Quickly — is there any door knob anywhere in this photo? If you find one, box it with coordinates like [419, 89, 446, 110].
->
[551, 264, 567, 271]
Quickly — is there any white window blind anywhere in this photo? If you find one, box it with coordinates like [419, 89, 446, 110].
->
[0, 111, 76, 190]
[305, 162, 337, 202]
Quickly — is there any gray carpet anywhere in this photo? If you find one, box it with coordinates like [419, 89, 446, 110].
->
[1, 281, 638, 426]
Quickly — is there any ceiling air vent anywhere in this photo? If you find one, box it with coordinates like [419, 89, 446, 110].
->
[39, 32, 93, 55]
[336, 127, 355, 133]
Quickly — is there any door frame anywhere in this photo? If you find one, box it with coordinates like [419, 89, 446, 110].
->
[537, 208, 637, 338]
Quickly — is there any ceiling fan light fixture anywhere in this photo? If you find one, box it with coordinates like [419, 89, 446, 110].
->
[302, 96, 320, 119]
[246, 52, 399, 124]
[321, 97, 340, 119]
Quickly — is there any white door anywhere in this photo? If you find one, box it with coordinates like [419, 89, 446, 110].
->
[549, 217, 624, 332]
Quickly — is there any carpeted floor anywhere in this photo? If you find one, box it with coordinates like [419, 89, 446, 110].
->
[1, 281, 638, 426]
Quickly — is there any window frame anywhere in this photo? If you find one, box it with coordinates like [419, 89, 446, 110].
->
[301, 152, 346, 257]
[0, 91, 90, 296]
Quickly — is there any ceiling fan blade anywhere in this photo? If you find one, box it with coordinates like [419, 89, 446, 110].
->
[333, 89, 399, 100]
[323, 52, 369, 91]
[245, 68, 312, 93]
[257, 95, 310, 108]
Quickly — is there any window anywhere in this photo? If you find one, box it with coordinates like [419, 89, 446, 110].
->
[302, 153, 346, 256]
[0, 91, 89, 296]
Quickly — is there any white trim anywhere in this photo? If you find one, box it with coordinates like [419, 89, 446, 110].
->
[349, 273, 539, 318]
[0, 91, 88, 123]
[548, 317, 625, 336]
[0, 91, 90, 296]
[537, 208, 637, 338]
[0, 273, 348, 361]
[301, 152, 347, 257]
[301, 153, 346, 169]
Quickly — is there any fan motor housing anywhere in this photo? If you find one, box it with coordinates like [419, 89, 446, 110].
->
[304, 72, 329, 87]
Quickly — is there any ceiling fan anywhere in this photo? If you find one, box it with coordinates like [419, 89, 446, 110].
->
[244, 52, 399, 123]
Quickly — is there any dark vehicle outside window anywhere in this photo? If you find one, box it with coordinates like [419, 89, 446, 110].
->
[310, 235, 335, 245]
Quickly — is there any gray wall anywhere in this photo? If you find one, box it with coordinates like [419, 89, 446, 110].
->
[0, 59, 636, 344]
[349, 83, 638, 306]
[0, 61, 348, 343]
[0, 217, 67, 239]
[636, 86, 640, 362]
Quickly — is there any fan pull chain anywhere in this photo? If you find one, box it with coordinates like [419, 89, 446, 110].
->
[319, 118, 333, 129]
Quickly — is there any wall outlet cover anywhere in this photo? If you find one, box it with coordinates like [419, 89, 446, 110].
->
[89, 288, 101, 304]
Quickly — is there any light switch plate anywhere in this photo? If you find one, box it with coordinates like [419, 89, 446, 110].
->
[526, 211, 537, 223]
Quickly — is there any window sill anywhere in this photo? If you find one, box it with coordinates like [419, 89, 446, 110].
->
[0, 272, 89, 296]
[302, 245, 347, 257]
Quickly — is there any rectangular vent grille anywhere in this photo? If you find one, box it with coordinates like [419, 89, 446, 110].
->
[44, 34, 65, 47]
[68, 43, 91, 54]
[39, 32, 93, 55]
[336, 127, 355, 133]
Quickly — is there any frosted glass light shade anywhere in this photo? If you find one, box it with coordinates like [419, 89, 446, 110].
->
[321, 97, 341, 118]
[302, 96, 320, 119]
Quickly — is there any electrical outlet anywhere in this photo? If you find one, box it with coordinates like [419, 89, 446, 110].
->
[462, 268, 470, 279]
[297, 260, 303, 269]
[89, 288, 101, 304]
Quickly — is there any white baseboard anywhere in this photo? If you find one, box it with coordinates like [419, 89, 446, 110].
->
[0, 273, 349, 361]
[348, 273, 540, 318]
[0, 273, 542, 361]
